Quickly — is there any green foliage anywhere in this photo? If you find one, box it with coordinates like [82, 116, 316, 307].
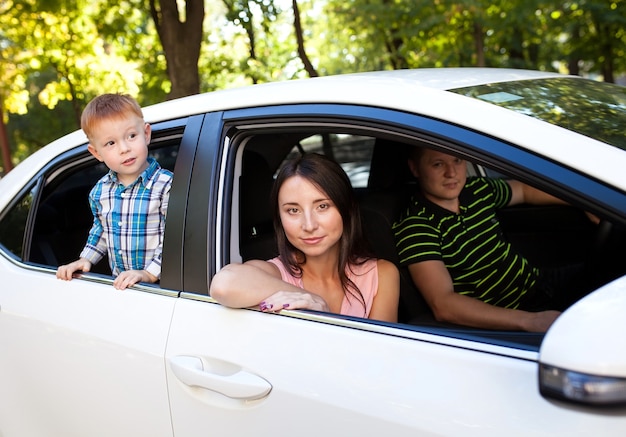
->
[1, 0, 624, 172]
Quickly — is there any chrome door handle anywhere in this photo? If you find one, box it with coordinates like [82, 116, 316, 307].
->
[169, 355, 272, 400]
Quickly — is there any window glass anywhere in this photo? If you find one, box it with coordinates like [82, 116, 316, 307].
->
[29, 140, 180, 272]
[451, 77, 626, 150]
[0, 185, 36, 259]
[283, 133, 375, 187]
[30, 161, 109, 271]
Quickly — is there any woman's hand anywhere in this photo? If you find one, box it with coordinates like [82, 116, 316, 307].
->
[259, 290, 329, 313]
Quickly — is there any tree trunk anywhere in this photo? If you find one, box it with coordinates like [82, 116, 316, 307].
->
[150, 0, 204, 99]
[599, 24, 615, 83]
[0, 100, 13, 175]
[473, 21, 485, 67]
[292, 0, 318, 77]
[381, 0, 407, 69]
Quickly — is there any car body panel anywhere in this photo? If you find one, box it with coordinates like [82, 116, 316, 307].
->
[1, 68, 626, 435]
[164, 296, 626, 436]
[0, 259, 176, 436]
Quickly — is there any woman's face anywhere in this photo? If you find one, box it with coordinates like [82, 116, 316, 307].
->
[278, 175, 344, 260]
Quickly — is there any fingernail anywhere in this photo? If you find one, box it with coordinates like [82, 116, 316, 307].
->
[282, 303, 290, 309]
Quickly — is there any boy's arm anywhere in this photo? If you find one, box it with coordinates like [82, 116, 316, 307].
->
[56, 258, 93, 280]
[113, 270, 158, 290]
[79, 194, 107, 265]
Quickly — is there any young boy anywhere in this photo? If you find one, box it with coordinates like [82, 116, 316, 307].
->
[56, 94, 173, 290]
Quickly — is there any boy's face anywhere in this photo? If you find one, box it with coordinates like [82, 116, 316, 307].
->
[408, 149, 467, 210]
[87, 114, 152, 186]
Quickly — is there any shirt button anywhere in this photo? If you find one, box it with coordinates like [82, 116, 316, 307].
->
[118, 221, 123, 226]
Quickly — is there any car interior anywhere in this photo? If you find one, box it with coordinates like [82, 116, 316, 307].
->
[235, 129, 626, 341]
[12, 123, 625, 348]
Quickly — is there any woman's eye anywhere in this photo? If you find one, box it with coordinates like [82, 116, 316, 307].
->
[287, 208, 299, 214]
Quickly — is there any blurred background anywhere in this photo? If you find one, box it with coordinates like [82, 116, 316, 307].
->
[1, 0, 624, 173]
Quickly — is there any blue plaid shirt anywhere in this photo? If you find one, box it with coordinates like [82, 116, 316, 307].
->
[80, 157, 173, 278]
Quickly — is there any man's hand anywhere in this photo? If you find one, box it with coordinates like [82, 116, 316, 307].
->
[521, 310, 561, 332]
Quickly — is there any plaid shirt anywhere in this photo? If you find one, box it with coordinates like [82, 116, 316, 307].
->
[80, 157, 173, 278]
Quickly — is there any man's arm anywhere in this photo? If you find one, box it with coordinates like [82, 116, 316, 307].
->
[507, 180, 568, 207]
[507, 179, 600, 224]
[408, 260, 560, 332]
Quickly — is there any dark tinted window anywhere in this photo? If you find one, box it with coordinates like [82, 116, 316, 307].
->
[0, 186, 36, 258]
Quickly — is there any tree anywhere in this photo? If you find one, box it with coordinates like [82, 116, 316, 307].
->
[292, 0, 318, 77]
[548, 0, 626, 82]
[0, 0, 162, 172]
[149, 0, 204, 98]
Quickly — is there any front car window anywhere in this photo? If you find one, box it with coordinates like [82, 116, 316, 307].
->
[450, 78, 626, 150]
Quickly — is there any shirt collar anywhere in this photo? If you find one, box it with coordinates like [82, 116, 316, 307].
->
[106, 157, 159, 188]
[412, 184, 469, 218]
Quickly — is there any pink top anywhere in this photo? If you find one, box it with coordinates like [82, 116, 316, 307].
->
[267, 257, 379, 318]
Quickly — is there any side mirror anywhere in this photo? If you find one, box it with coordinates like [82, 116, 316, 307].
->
[538, 276, 626, 406]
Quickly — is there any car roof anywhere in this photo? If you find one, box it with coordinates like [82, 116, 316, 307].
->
[4, 68, 626, 203]
[143, 68, 568, 120]
[142, 68, 624, 189]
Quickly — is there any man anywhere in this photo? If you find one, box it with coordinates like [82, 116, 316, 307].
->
[393, 148, 588, 332]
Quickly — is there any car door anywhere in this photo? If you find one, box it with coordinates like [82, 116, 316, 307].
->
[0, 266, 176, 437]
[0, 119, 192, 437]
[164, 105, 626, 436]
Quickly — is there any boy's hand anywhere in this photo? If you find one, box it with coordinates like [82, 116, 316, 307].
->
[113, 270, 158, 290]
[56, 258, 92, 281]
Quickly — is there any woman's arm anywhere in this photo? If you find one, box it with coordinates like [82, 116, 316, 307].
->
[210, 260, 329, 312]
[368, 259, 400, 323]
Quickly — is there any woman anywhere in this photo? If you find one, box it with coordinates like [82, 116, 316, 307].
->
[210, 153, 399, 322]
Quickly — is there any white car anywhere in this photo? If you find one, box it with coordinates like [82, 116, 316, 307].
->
[1, 68, 626, 436]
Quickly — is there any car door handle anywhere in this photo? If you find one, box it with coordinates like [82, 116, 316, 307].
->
[169, 355, 272, 400]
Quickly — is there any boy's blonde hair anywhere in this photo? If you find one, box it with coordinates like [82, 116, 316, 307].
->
[81, 94, 144, 140]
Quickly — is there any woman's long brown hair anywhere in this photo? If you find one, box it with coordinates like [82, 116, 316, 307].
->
[271, 153, 373, 309]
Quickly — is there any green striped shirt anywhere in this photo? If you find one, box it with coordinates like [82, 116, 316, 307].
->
[393, 177, 539, 309]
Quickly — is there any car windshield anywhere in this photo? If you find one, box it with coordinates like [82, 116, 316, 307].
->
[450, 77, 626, 150]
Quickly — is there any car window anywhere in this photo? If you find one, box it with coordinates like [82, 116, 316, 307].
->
[0, 184, 37, 259]
[235, 130, 428, 324]
[22, 136, 181, 278]
[231, 126, 624, 350]
[281, 133, 375, 188]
